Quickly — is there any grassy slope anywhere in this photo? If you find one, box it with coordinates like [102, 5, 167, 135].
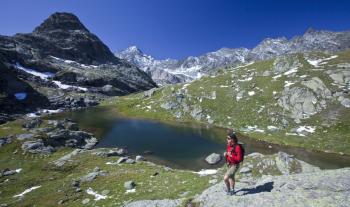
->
[102, 51, 350, 155]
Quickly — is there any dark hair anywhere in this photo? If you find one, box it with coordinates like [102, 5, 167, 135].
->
[226, 129, 238, 143]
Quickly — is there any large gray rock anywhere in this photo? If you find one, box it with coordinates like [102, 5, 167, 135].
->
[16, 133, 35, 140]
[51, 149, 84, 167]
[301, 77, 331, 98]
[21, 139, 55, 154]
[124, 181, 136, 190]
[124, 199, 183, 207]
[273, 55, 302, 74]
[80, 167, 107, 182]
[205, 153, 221, 165]
[193, 168, 350, 207]
[22, 118, 42, 129]
[278, 87, 319, 122]
[0, 136, 12, 147]
[46, 129, 98, 149]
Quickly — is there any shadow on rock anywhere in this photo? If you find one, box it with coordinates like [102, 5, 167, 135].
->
[236, 181, 274, 195]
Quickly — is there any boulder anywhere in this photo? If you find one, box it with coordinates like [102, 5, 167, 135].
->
[205, 153, 221, 165]
[124, 181, 136, 190]
[16, 133, 35, 140]
[66, 122, 79, 131]
[21, 139, 55, 154]
[117, 157, 128, 164]
[22, 118, 42, 129]
[0, 136, 12, 147]
[135, 155, 145, 162]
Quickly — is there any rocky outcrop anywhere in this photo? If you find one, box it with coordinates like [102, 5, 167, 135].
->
[278, 87, 319, 122]
[193, 168, 350, 207]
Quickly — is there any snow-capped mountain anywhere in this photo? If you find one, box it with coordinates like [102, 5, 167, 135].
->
[116, 28, 350, 85]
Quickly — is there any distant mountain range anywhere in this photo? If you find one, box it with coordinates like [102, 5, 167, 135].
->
[116, 28, 350, 85]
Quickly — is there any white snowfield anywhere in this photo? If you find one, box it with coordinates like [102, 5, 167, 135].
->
[50, 56, 98, 68]
[14, 63, 88, 91]
[52, 81, 88, 91]
[195, 169, 218, 176]
[13, 186, 41, 198]
[26, 109, 64, 117]
[86, 188, 107, 201]
[15, 63, 54, 79]
[307, 55, 338, 67]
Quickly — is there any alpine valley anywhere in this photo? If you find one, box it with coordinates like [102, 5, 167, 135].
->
[1, 12, 350, 207]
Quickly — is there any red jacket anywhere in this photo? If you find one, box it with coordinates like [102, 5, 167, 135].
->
[226, 144, 242, 165]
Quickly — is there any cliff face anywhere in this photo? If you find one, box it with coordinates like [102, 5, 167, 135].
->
[0, 12, 157, 116]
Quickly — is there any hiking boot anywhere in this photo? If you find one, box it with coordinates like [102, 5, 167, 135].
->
[230, 190, 236, 195]
[224, 188, 231, 195]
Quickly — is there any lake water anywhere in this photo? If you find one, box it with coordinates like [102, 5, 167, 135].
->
[49, 106, 350, 171]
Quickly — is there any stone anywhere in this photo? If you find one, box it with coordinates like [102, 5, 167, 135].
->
[205, 153, 221, 165]
[81, 198, 90, 205]
[1, 168, 17, 176]
[144, 88, 157, 98]
[239, 167, 252, 174]
[117, 148, 129, 155]
[125, 159, 135, 164]
[80, 169, 107, 183]
[135, 155, 145, 162]
[16, 133, 35, 140]
[0, 137, 12, 147]
[51, 149, 84, 167]
[66, 122, 79, 131]
[117, 157, 128, 164]
[71, 180, 80, 188]
[101, 190, 110, 196]
[101, 84, 120, 96]
[22, 118, 42, 129]
[21, 140, 55, 154]
[124, 181, 136, 190]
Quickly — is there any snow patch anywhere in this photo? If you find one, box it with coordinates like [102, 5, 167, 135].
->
[50, 56, 98, 68]
[86, 187, 107, 201]
[26, 109, 64, 117]
[15, 168, 22, 173]
[13, 186, 41, 198]
[238, 77, 253, 82]
[242, 125, 265, 133]
[125, 189, 136, 194]
[272, 74, 282, 80]
[267, 126, 279, 131]
[296, 126, 316, 134]
[307, 55, 338, 67]
[232, 62, 255, 70]
[248, 91, 255, 96]
[15, 63, 54, 80]
[283, 67, 298, 75]
[52, 81, 88, 91]
[195, 169, 218, 176]
[284, 81, 297, 88]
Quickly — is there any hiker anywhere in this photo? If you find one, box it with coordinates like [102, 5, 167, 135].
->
[223, 130, 243, 195]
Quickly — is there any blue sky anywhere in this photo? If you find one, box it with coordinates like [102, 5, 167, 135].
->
[1, 0, 350, 59]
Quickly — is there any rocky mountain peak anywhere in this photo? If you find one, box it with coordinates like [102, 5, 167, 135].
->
[33, 12, 89, 34]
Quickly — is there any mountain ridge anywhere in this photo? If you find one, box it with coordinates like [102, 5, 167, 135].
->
[116, 28, 350, 84]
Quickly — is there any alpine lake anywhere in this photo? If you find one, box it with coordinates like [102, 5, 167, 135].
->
[47, 106, 350, 171]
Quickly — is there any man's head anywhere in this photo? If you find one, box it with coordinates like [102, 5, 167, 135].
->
[226, 129, 238, 145]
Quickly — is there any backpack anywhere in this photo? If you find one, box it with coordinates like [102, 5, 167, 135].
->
[232, 143, 245, 163]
